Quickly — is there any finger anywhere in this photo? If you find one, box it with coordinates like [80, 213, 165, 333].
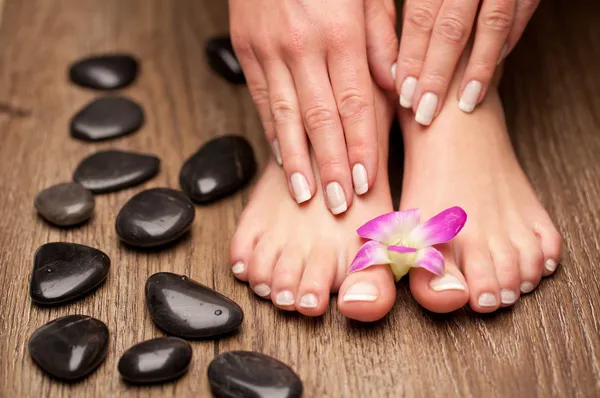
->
[395, 0, 443, 109]
[412, 0, 479, 126]
[458, 0, 516, 113]
[327, 28, 379, 197]
[289, 55, 353, 215]
[502, 0, 541, 61]
[365, 0, 399, 91]
[263, 60, 316, 204]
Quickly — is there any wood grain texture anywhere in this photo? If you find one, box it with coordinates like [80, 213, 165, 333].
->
[0, 0, 599, 397]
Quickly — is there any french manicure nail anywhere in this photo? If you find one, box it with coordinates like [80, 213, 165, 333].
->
[545, 259, 558, 273]
[253, 283, 271, 297]
[520, 282, 535, 294]
[299, 293, 318, 308]
[477, 292, 498, 307]
[326, 182, 347, 215]
[458, 80, 482, 113]
[429, 273, 466, 292]
[399, 76, 417, 108]
[231, 261, 245, 274]
[500, 289, 517, 305]
[498, 44, 508, 65]
[415, 92, 438, 126]
[343, 281, 379, 302]
[275, 290, 295, 306]
[390, 63, 397, 80]
[352, 164, 368, 195]
[291, 172, 312, 203]
[272, 139, 282, 165]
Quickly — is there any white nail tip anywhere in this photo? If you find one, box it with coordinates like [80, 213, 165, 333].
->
[272, 139, 282, 165]
[415, 92, 438, 126]
[458, 80, 482, 113]
[275, 290, 295, 306]
[299, 293, 318, 308]
[231, 261, 245, 274]
[343, 282, 379, 302]
[520, 282, 535, 294]
[545, 259, 558, 273]
[500, 289, 517, 305]
[326, 182, 347, 215]
[477, 293, 498, 307]
[352, 164, 369, 196]
[429, 274, 466, 292]
[253, 284, 271, 297]
[390, 63, 397, 80]
[399, 76, 417, 108]
[291, 172, 312, 204]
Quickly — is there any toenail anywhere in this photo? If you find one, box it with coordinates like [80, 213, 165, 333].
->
[343, 282, 379, 302]
[477, 293, 498, 307]
[520, 282, 535, 294]
[291, 172, 312, 204]
[545, 259, 558, 273]
[326, 182, 348, 215]
[275, 290, 295, 306]
[231, 261, 245, 275]
[272, 138, 282, 165]
[500, 289, 517, 305]
[352, 164, 369, 195]
[299, 293, 318, 308]
[253, 283, 271, 297]
[429, 273, 466, 292]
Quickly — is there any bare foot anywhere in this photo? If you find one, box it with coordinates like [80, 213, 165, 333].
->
[399, 78, 563, 313]
[230, 85, 399, 321]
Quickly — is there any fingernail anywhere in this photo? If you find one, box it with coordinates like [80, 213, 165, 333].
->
[477, 292, 497, 307]
[458, 80, 482, 113]
[390, 63, 397, 80]
[272, 139, 282, 165]
[326, 182, 347, 215]
[500, 289, 517, 305]
[399, 76, 417, 108]
[253, 283, 271, 297]
[415, 92, 438, 126]
[231, 261, 245, 274]
[520, 282, 535, 294]
[291, 172, 312, 203]
[352, 164, 369, 195]
[299, 293, 318, 308]
[343, 281, 379, 302]
[275, 290, 295, 306]
[429, 273, 466, 292]
[545, 259, 558, 273]
[498, 44, 508, 65]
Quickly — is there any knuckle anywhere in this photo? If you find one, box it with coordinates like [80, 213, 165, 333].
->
[419, 71, 450, 90]
[281, 28, 310, 58]
[469, 58, 496, 79]
[346, 140, 374, 161]
[270, 99, 297, 123]
[230, 33, 253, 59]
[399, 53, 425, 71]
[406, 5, 436, 33]
[249, 86, 270, 107]
[481, 8, 513, 31]
[337, 90, 369, 121]
[303, 104, 336, 133]
[326, 21, 352, 46]
[318, 157, 346, 177]
[435, 14, 469, 44]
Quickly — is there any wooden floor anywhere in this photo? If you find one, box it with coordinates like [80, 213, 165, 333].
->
[1, 0, 599, 397]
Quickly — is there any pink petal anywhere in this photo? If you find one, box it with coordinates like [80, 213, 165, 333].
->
[387, 245, 417, 254]
[348, 241, 391, 273]
[357, 209, 421, 245]
[409, 206, 467, 247]
[412, 247, 445, 275]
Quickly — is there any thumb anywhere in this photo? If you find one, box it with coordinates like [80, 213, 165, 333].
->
[365, 0, 398, 91]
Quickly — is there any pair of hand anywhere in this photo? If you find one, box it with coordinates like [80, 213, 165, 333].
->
[229, 0, 539, 214]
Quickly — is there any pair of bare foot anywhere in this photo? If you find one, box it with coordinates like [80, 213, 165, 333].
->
[229, 62, 562, 322]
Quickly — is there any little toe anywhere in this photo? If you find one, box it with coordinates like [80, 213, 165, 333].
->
[511, 229, 545, 295]
[459, 240, 501, 313]
[271, 245, 307, 311]
[295, 243, 338, 316]
[489, 238, 521, 306]
[410, 244, 469, 313]
[533, 219, 563, 277]
[247, 234, 282, 299]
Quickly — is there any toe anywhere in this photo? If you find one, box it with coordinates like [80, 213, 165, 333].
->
[489, 238, 521, 306]
[459, 239, 501, 313]
[533, 219, 563, 277]
[511, 229, 545, 295]
[271, 245, 307, 311]
[247, 234, 282, 299]
[410, 244, 469, 313]
[295, 242, 338, 316]
[229, 227, 262, 282]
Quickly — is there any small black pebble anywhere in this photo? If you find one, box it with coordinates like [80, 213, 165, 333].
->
[205, 36, 245, 84]
[69, 54, 138, 90]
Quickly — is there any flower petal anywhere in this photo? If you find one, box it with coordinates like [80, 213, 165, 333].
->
[412, 247, 445, 275]
[388, 245, 418, 254]
[357, 209, 421, 245]
[409, 206, 467, 247]
[348, 241, 391, 273]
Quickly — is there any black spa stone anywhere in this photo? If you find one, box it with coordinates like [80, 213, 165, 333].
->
[30, 242, 110, 305]
[115, 188, 195, 248]
[145, 272, 243, 338]
[70, 96, 144, 141]
[34, 182, 94, 227]
[73, 150, 160, 193]
[118, 337, 192, 384]
[69, 54, 138, 90]
[179, 136, 256, 203]
[205, 36, 245, 84]
[208, 351, 303, 398]
[28, 315, 109, 381]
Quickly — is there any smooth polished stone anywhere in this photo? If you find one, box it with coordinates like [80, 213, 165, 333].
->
[115, 188, 195, 248]
[30, 242, 110, 305]
[73, 150, 160, 193]
[179, 136, 256, 203]
[208, 351, 303, 398]
[205, 36, 245, 84]
[70, 96, 144, 141]
[69, 54, 138, 90]
[29, 315, 109, 380]
[118, 337, 192, 384]
[145, 272, 243, 338]
[34, 182, 94, 227]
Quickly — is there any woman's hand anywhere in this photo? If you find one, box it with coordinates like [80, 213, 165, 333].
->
[230, 0, 396, 215]
[392, 0, 540, 125]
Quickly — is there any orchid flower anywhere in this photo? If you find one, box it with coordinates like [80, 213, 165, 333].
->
[349, 207, 467, 281]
